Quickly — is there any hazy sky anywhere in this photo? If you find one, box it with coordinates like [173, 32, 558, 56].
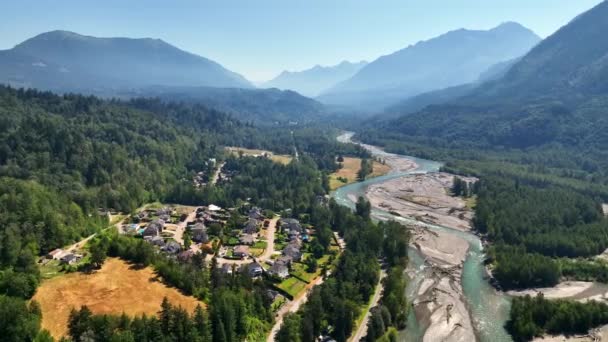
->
[0, 0, 603, 81]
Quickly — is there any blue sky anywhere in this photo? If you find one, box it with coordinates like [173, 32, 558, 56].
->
[0, 0, 603, 81]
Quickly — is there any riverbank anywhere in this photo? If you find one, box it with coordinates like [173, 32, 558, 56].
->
[508, 281, 608, 303]
[366, 172, 477, 231]
[410, 225, 476, 342]
[337, 132, 481, 341]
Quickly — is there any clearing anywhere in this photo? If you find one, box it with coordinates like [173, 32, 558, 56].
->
[329, 157, 390, 190]
[33, 258, 202, 339]
[225, 146, 293, 165]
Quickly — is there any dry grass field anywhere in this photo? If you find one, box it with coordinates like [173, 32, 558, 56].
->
[225, 146, 293, 165]
[329, 157, 391, 190]
[33, 258, 202, 339]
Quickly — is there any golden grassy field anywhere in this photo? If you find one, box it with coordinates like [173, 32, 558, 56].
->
[225, 146, 293, 165]
[329, 157, 391, 190]
[33, 258, 202, 339]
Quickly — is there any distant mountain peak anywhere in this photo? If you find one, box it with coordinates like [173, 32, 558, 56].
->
[2, 30, 253, 92]
[317, 22, 540, 110]
[262, 60, 368, 97]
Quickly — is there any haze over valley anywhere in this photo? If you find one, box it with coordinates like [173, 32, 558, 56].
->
[2, 1, 608, 342]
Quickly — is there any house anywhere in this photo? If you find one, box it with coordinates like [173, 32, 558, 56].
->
[149, 236, 165, 246]
[266, 289, 280, 301]
[47, 249, 66, 260]
[142, 225, 160, 237]
[268, 261, 289, 279]
[239, 234, 255, 245]
[159, 214, 171, 223]
[247, 262, 264, 278]
[277, 255, 293, 266]
[146, 219, 165, 233]
[178, 250, 196, 262]
[248, 207, 264, 220]
[280, 218, 302, 234]
[60, 253, 82, 265]
[163, 241, 182, 254]
[243, 219, 259, 234]
[190, 223, 209, 243]
[221, 263, 234, 275]
[208, 204, 222, 212]
[283, 245, 302, 262]
[233, 246, 250, 259]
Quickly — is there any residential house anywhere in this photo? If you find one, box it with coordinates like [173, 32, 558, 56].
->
[46, 249, 66, 260]
[268, 261, 289, 279]
[178, 250, 196, 263]
[246, 262, 264, 278]
[248, 207, 264, 220]
[243, 219, 259, 235]
[283, 245, 302, 262]
[239, 234, 255, 246]
[60, 253, 82, 265]
[142, 225, 160, 238]
[233, 246, 250, 259]
[163, 241, 182, 254]
[221, 263, 234, 275]
[149, 236, 165, 246]
[277, 255, 293, 266]
[190, 223, 209, 243]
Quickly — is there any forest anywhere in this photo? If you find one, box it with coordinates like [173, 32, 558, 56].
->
[276, 199, 410, 342]
[507, 294, 608, 341]
[0, 85, 391, 342]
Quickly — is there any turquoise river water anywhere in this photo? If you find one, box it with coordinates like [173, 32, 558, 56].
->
[331, 134, 512, 342]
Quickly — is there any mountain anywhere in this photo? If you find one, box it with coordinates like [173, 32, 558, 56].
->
[0, 30, 252, 92]
[123, 86, 325, 124]
[372, 0, 608, 150]
[262, 61, 367, 97]
[382, 57, 520, 117]
[318, 22, 540, 110]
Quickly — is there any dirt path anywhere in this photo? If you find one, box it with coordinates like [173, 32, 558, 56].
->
[350, 268, 387, 342]
[211, 162, 226, 185]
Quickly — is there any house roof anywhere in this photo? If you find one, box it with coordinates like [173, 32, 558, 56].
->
[239, 234, 255, 245]
[234, 246, 250, 254]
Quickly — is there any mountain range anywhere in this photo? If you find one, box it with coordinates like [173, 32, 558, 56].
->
[318, 22, 541, 110]
[0, 30, 253, 92]
[262, 61, 367, 97]
[372, 0, 608, 150]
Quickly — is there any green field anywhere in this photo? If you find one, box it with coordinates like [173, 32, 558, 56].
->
[276, 277, 307, 298]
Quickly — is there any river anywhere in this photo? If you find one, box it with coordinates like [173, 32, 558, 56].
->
[332, 132, 512, 342]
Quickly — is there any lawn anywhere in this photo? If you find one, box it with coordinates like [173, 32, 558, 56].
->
[290, 262, 317, 283]
[253, 241, 267, 249]
[225, 147, 293, 165]
[276, 277, 307, 298]
[329, 157, 391, 190]
[33, 258, 202, 339]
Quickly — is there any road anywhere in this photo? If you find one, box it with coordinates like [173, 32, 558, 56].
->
[349, 268, 387, 342]
[217, 216, 279, 266]
[211, 162, 226, 185]
[258, 217, 278, 261]
[267, 272, 327, 342]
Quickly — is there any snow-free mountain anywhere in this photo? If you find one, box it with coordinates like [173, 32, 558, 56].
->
[262, 61, 367, 97]
[374, 0, 608, 149]
[318, 22, 541, 110]
[0, 30, 253, 92]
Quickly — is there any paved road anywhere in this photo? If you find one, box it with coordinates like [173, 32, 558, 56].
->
[349, 268, 387, 342]
[258, 217, 278, 261]
[217, 216, 279, 266]
[267, 272, 327, 342]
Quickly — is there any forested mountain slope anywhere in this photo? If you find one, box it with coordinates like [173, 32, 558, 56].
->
[318, 22, 540, 110]
[123, 86, 326, 124]
[0, 30, 252, 92]
[371, 1, 608, 151]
